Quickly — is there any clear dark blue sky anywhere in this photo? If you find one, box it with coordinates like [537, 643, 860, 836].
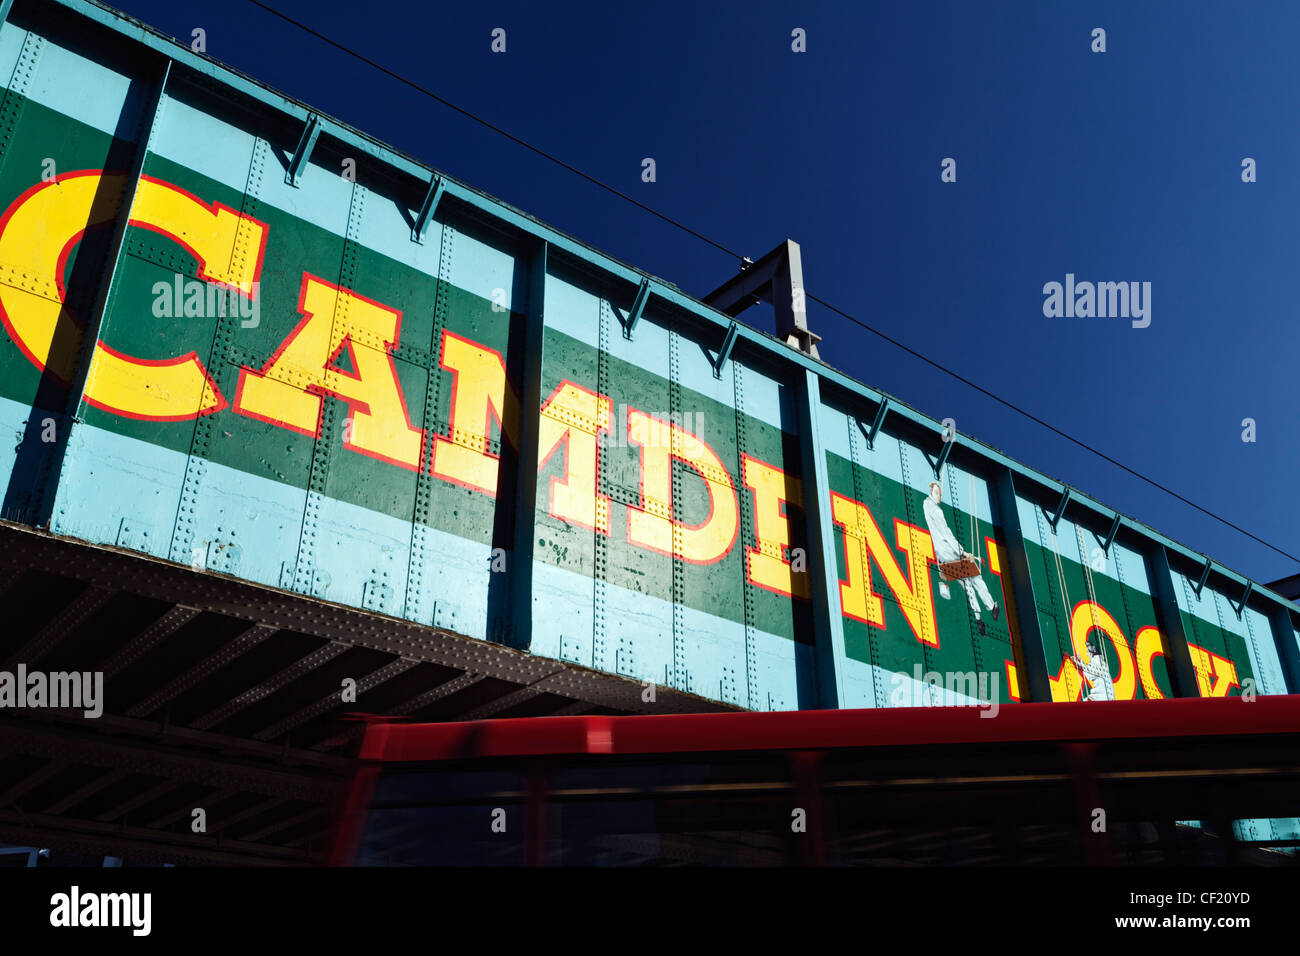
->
[112, 0, 1300, 584]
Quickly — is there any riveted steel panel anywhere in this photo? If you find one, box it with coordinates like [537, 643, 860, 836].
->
[0, 0, 1292, 722]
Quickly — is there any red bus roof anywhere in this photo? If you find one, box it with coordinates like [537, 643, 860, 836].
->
[358, 695, 1300, 763]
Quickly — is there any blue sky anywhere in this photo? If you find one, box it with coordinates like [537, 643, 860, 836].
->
[113, 0, 1300, 584]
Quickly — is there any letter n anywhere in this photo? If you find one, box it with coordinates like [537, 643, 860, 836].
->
[830, 492, 938, 647]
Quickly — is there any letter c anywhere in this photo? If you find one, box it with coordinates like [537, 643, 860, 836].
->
[0, 170, 267, 420]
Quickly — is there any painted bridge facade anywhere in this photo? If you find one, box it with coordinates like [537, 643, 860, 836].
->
[0, 0, 1298, 727]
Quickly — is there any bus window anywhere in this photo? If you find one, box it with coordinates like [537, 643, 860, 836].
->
[815, 744, 1084, 865]
[540, 753, 797, 866]
[354, 766, 526, 866]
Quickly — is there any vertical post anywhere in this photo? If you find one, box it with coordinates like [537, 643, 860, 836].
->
[1148, 546, 1201, 697]
[1268, 604, 1300, 694]
[771, 240, 820, 357]
[795, 368, 847, 708]
[992, 470, 1051, 702]
[524, 762, 548, 867]
[1063, 743, 1113, 866]
[508, 241, 547, 652]
[790, 751, 826, 866]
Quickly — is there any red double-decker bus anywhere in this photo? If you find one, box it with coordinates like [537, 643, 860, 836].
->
[331, 696, 1300, 866]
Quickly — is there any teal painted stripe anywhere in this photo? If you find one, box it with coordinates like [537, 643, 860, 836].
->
[0, 25, 134, 138]
[46, 415, 800, 704]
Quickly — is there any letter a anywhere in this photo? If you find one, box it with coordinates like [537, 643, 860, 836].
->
[235, 274, 424, 470]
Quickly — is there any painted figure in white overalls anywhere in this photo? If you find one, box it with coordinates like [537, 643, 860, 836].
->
[922, 480, 1000, 635]
[1072, 639, 1115, 701]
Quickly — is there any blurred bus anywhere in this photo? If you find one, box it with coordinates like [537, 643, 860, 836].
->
[331, 696, 1300, 866]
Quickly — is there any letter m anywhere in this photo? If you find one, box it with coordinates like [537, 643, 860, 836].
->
[948, 671, 976, 700]
[1098, 281, 1129, 317]
[102, 894, 130, 926]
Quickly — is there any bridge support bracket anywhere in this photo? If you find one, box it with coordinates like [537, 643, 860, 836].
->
[1101, 512, 1122, 554]
[710, 322, 739, 378]
[859, 399, 888, 450]
[1194, 557, 1212, 598]
[285, 113, 321, 187]
[930, 433, 954, 479]
[1234, 580, 1253, 618]
[623, 278, 651, 340]
[1047, 487, 1072, 531]
[411, 175, 444, 243]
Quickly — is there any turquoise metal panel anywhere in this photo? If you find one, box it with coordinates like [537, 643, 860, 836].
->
[994, 470, 1050, 702]
[1270, 607, 1300, 694]
[45, 60, 169, 536]
[507, 242, 547, 652]
[797, 369, 848, 709]
[1241, 605, 1287, 696]
[1150, 547, 1207, 698]
[19, 0, 1290, 634]
[0, 0, 1290, 719]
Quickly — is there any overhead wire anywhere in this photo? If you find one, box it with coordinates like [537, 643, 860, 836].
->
[242, 0, 1300, 566]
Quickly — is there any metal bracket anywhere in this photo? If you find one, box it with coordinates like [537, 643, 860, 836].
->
[702, 239, 821, 357]
[1234, 580, 1254, 617]
[1193, 557, 1212, 598]
[930, 432, 954, 479]
[858, 399, 889, 450]
[285, 113, 321, 187]
[710, 322, 739, 379]
[1047, 487, 1072, 531]
[411, 175, 444, 243]
[623, 278, 650, 339]
[1100, 512, 1122, 554]
[1268, 604, 1300, 694]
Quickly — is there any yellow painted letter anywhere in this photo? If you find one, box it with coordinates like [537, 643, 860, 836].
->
[830, 492, 938, 647]
[0, 171, 266, 420]
[741, 453, 808, 599]
[625, 408, 738, 565]
[429, 330, 519, 494]
[234, 273, 423, 470]
[537, 380, 613, 533]
[1187, 643, 1240, 697]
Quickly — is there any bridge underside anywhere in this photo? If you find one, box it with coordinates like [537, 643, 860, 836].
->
[0, 522, 729, 865]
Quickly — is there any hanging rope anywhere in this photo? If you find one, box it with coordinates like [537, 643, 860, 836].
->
[1076, 525, 1111, 681]
[968, 471, 980, 564]
[1048, 523, 1079, 698]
